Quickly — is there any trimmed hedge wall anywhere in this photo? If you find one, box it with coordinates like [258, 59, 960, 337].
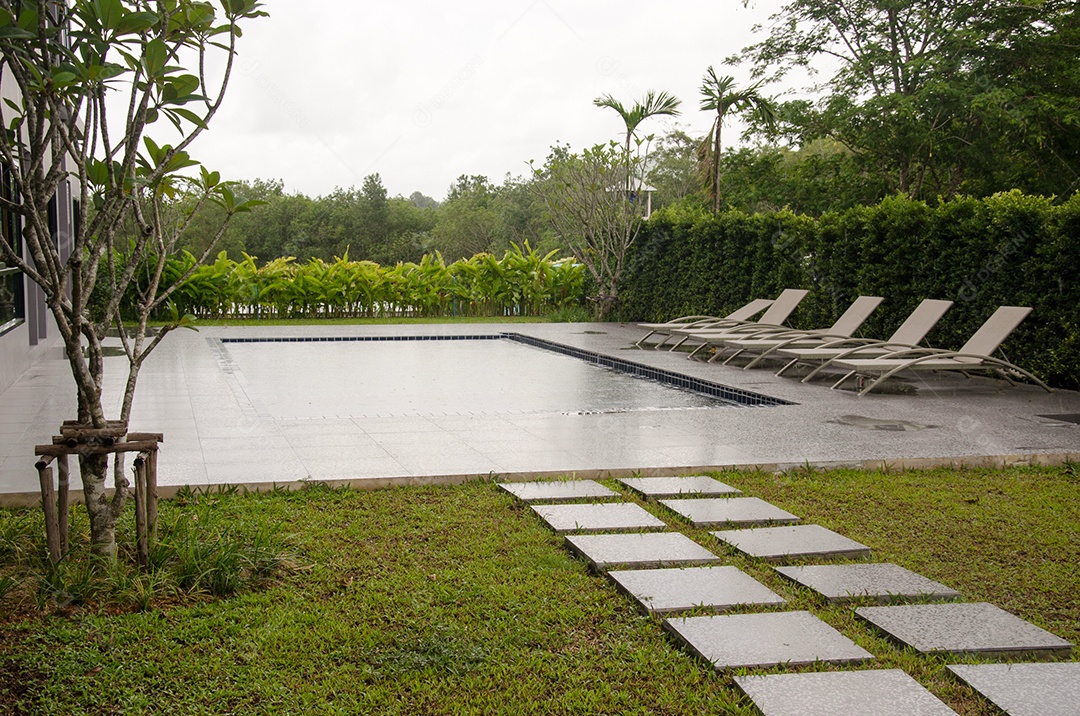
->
[621, 191, 1080, 389]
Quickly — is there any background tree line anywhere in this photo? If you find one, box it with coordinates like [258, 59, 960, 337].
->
[171, 0, 1077, 306]
[177, 172, 555, 267]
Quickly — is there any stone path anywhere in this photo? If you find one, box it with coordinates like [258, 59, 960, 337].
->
[499, 479, 617, 502]
[947, 663, 1080, 716]
[775, 563, 960, 603]
[499, 474, 1076, 715]
[713, 524, 870, 562]
[529, 502, 665, 533]
[617, 475, 742, 498]
[660, 496, 800, 527]
[734, 670, 959, 716]
[609, 565, 786, 614]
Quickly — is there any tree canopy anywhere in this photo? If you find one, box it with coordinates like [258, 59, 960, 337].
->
[733, 0, 1080, 200]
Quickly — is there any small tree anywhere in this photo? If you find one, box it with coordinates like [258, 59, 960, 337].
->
[698, 67, 776, 212]
[0, 0, 266, 559]
[593, 90, 680, 192]
[531, 142, 651, 320]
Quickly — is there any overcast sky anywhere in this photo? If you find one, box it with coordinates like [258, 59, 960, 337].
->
[186, 0, 791, 201]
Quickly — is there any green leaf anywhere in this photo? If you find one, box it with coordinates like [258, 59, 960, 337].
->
[51, 71, 77, 85]
[144, 38, 168, 76]
[115, 11, 158, 36]
[16, 7, 37, 32]
[95, 0, 124, 31]
[144, 107, 159, 124]
[167, 107, 208, 129]
[169, 74, 200, 99]
[85, 158, 109, 186]
[233, 199, 268, 213]
[0, 25, 35, 40]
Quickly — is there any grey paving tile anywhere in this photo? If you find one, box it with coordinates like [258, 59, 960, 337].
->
[947, 662, 1080, 716]
[617, 475, 742, 499]
[776, 563, 960, 603]
[201, 446, 301, 465]
[300, 456, 408, 480]
[499, 479, 618, 503]
[661, 497, 799, 527]
[735, 670, 959, 716]
[293, 444, 395, 463]
[487, 450, 585, 473]
[565, 532, 721, 570]
[608, 565, 786, 614]
[530, 502, 666, 533]
[664, 610, 874, 671]
[712, 524, 870, 562]
[282, 431, 380, 449]
[390, 453, 501, 476]
[856, 603, 1073, 656]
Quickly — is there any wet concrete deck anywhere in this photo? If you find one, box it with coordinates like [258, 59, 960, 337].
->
[2, 322, 1079, 504]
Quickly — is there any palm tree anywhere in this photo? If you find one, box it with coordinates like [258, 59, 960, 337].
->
[594, 90, 681, 190]
[698, 67, 777, 212]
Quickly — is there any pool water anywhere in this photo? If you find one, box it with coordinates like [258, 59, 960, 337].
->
[221, 337, 733, 419]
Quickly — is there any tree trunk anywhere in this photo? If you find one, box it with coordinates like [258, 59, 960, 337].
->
[79, 453, 117, 560]
[712, 116, 724, 213]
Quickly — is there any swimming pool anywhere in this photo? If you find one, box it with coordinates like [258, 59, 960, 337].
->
[216, 334, 789, 419]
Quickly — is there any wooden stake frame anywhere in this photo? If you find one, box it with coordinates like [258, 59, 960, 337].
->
[34, 423, 162, 567]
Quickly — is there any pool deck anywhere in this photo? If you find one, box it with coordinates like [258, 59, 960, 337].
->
[2, 322, 1079, 505]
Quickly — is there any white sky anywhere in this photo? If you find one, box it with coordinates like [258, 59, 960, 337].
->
[184, 0, 791, 201]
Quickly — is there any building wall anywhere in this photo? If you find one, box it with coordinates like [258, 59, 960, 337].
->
[0, 64, 72, 394]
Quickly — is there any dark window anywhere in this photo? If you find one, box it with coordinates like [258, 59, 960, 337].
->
[1, 163, 25, 332]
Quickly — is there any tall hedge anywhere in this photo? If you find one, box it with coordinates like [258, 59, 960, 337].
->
[621, 191, 1080, 389]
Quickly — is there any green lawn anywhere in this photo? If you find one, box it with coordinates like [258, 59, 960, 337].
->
[1, 466, 1077, 715]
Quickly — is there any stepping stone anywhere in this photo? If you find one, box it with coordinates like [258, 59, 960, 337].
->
[712, 524, 868, 561]
[776, 563, 960, 603]
[565, 532, 721, 570]
[531, 502, 666, 533]
[664, 610, 873, 671]
[617, 475, 741, 499]
[856, 602, 1073, 657]
[948, 662, 1080, 716]
[499, 479, 617, 502]
[660, 497, 799, 528]
[608, 565, 786, 614]
[735, 669, 959, 716]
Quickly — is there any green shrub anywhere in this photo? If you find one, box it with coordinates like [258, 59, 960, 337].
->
[622, 191, 1080, 389]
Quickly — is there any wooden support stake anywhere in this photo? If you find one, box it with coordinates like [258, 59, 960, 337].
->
[133, 454, 148, 568]
[127, 432, 164, 443]
[37, 464, 61, 564]
[57, 454, 70, 556]
[59, 424, 128, 440]
[35, 440, 161, 458]
[146, 449, 159, 541]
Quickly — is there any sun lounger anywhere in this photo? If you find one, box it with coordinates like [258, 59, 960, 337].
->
[635, 298, 774, 349]
[773, 299, 954, 380]
[665, 288, 810, 355]
[827, 306, 1050, 396]
[708, 295, 885, 367]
